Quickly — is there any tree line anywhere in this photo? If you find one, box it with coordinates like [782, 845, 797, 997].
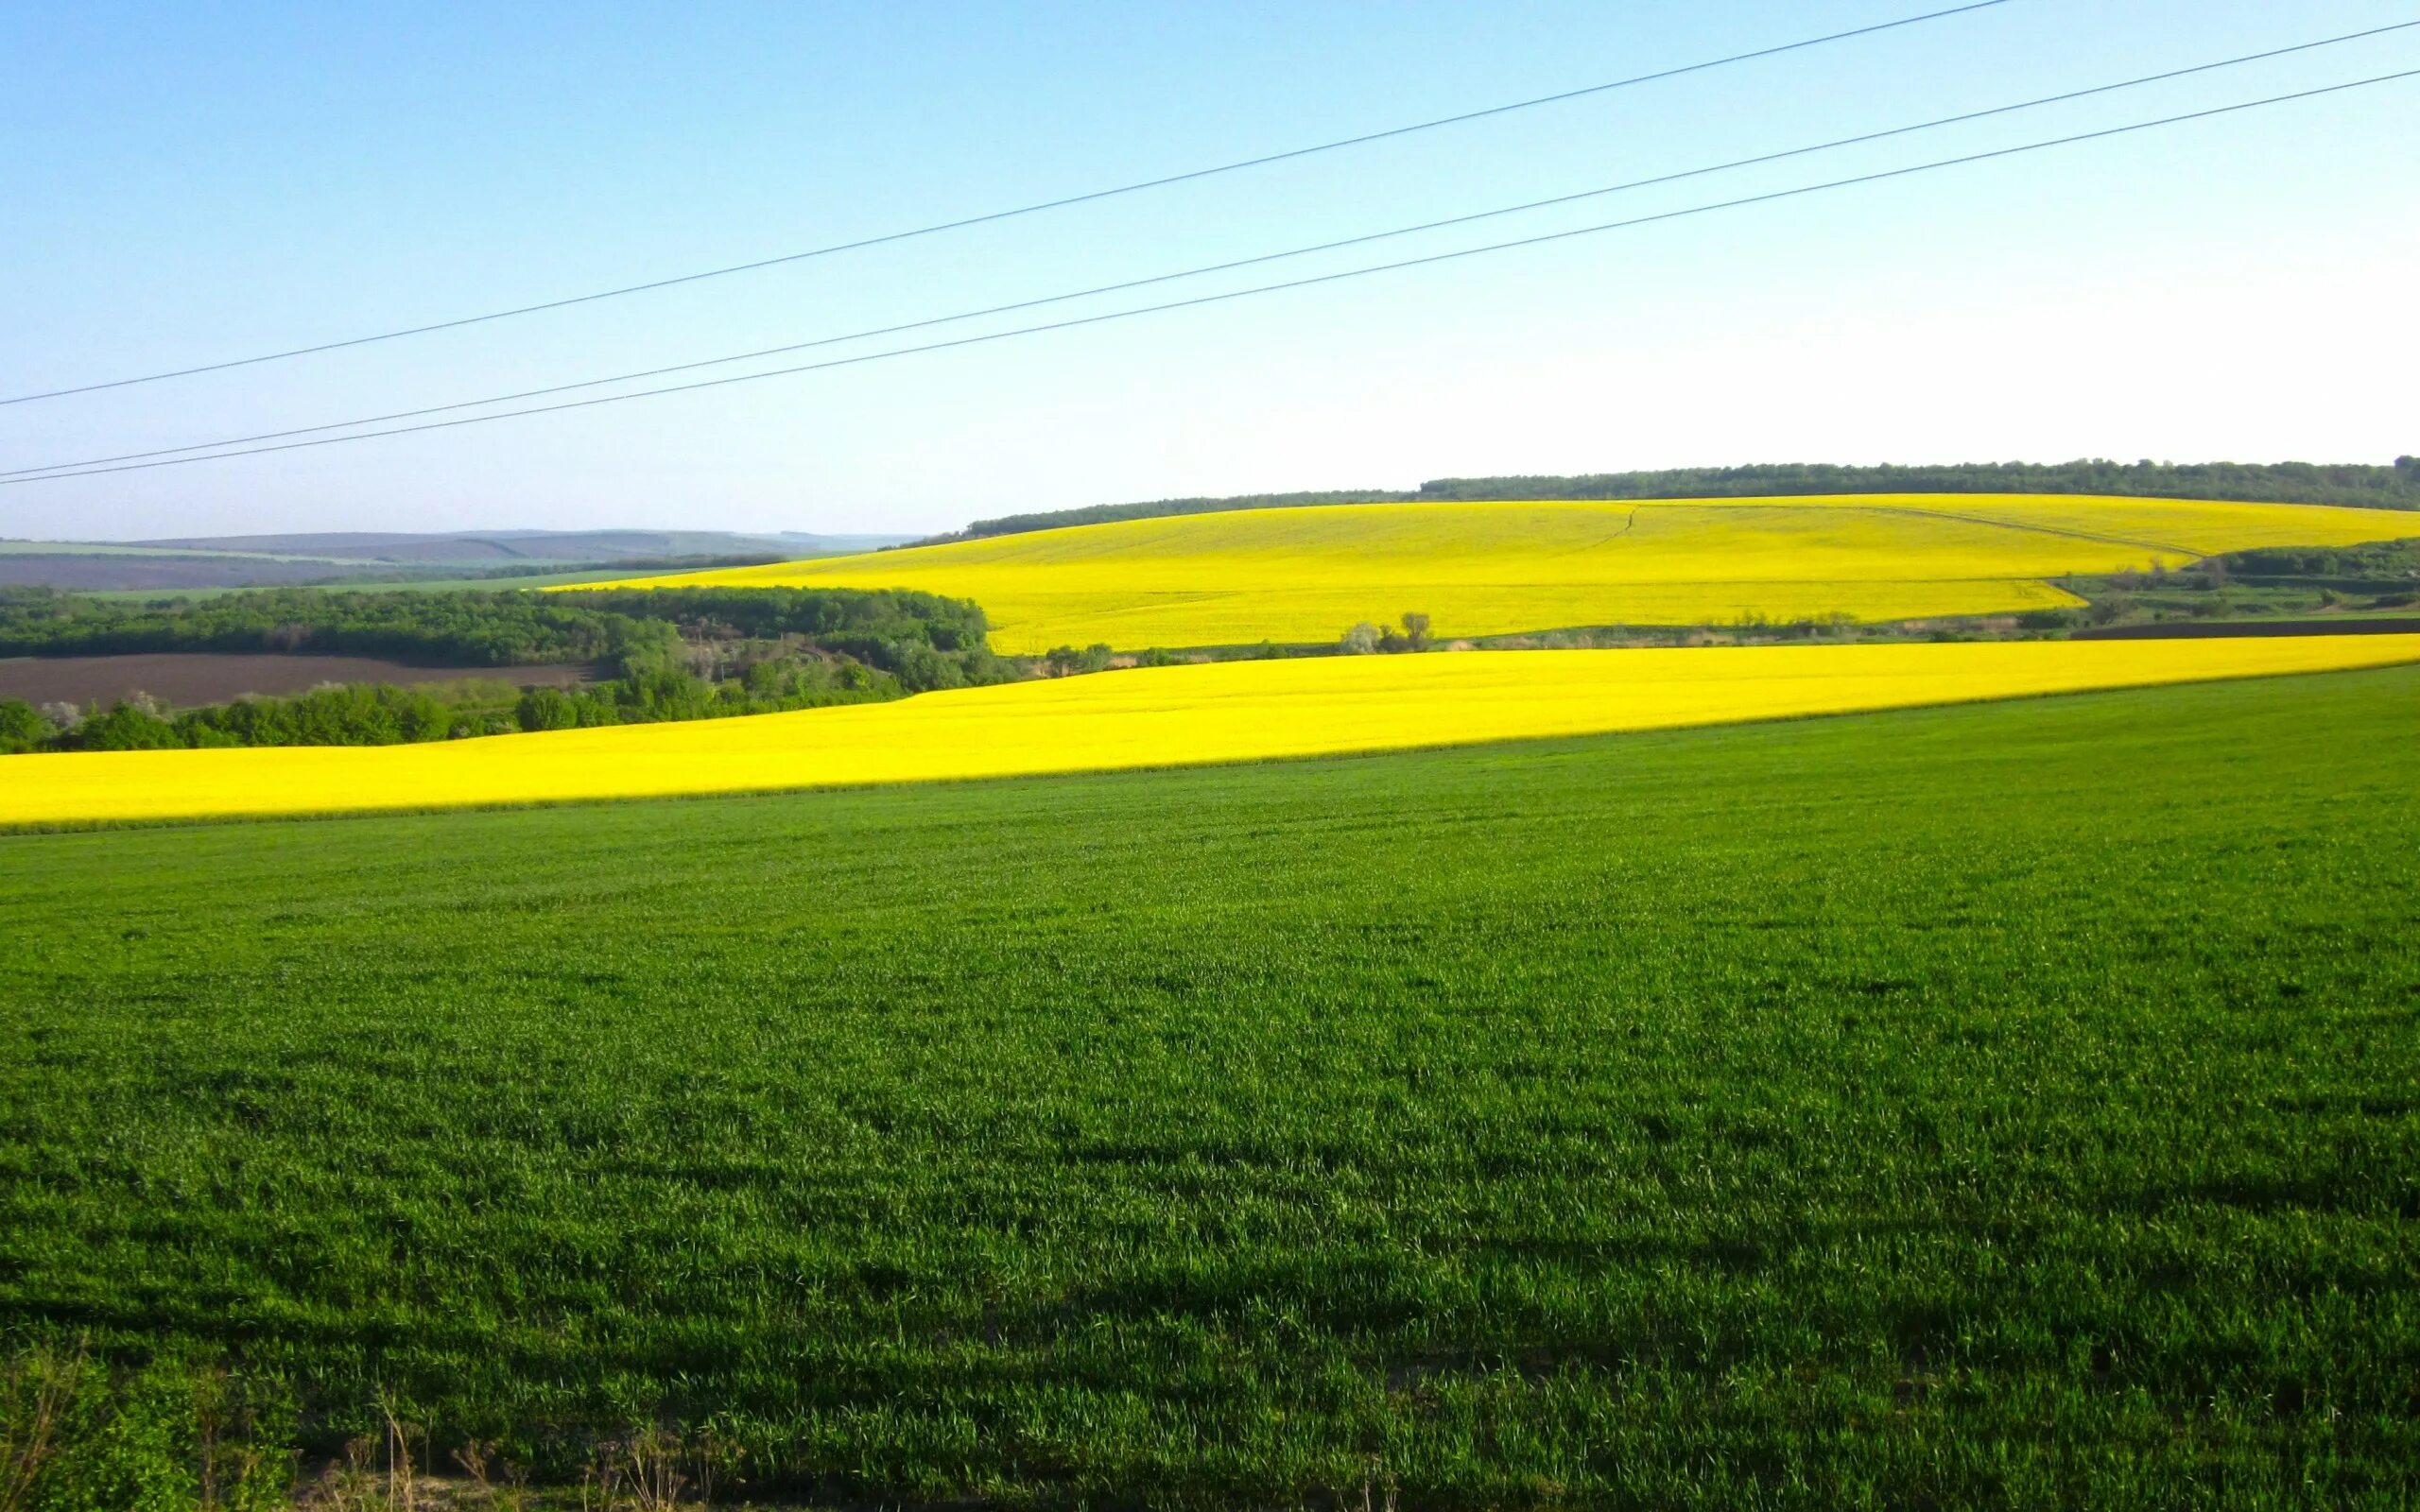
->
[0, 654, 905, 754]
[2206, 539, 2420, 583]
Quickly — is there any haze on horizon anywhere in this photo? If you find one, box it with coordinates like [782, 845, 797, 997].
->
[3, 0, 2414, 543]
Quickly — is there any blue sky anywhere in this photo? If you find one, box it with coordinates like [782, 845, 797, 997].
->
[3, 1, 2414, 540]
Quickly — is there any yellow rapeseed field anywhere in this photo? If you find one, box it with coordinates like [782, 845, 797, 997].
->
[574, 494, 2420, 652]
[6, 637, 2415, 826]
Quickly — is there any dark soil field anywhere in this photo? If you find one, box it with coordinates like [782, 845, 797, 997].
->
[3, 664, 2415, 1506]
[0, 653, 595, 706]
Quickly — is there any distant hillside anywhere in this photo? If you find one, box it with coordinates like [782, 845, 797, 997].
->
[127, 528, 910, 564]
[934, 459, 2420, 541]
[1, 528, 911, 592]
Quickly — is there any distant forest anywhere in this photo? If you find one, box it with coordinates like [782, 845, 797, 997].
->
[0, 585, 991, 676]
[0, 585, 1016, 753]
[938, 458, 2420, 541]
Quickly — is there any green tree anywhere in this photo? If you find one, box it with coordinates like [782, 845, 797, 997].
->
[0, 698, 47, 753]
[517, 686, 581, 731]
[1038, 644, 1113, 677]
[75, 699, 182, 750]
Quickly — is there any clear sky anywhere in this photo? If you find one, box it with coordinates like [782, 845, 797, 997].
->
[3, 0, 2414, 541]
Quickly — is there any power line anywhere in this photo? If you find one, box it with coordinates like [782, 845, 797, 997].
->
[7, 67, 2411, 488]
[11, 19, 2408, 481]
[0, 1, 2013, 407]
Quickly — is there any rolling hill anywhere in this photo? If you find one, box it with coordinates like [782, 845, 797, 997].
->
[0, 528, 911, 592]
[581, 493, 2420, 653]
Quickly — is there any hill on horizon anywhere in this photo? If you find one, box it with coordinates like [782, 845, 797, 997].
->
[0, 527, 913, 592]
[934, 458, 2420, 543]
[121, 527, 911, 562]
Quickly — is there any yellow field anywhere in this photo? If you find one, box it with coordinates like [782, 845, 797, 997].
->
[6, 636, 2415, 827]
[573, 494, 2420, 653]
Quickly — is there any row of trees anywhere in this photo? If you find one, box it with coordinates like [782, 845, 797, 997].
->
[1, 647, 912, 755]
[1412, 459, 2420, 509]
[2, 684, 489, 753]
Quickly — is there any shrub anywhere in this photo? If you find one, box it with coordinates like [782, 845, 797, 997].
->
[0, 1344, 296, 1512]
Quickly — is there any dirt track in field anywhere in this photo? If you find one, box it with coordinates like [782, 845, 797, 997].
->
[0, 654, 596, 707]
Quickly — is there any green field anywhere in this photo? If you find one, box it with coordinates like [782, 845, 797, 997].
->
[0, 541, 346, 562]
[76, 567, 642, 601]
[3, 667, 2417, 1505]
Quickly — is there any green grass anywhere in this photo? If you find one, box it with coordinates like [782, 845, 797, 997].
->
[2060, 567, 2420, 626]
[3, 667, 2417, 1506]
